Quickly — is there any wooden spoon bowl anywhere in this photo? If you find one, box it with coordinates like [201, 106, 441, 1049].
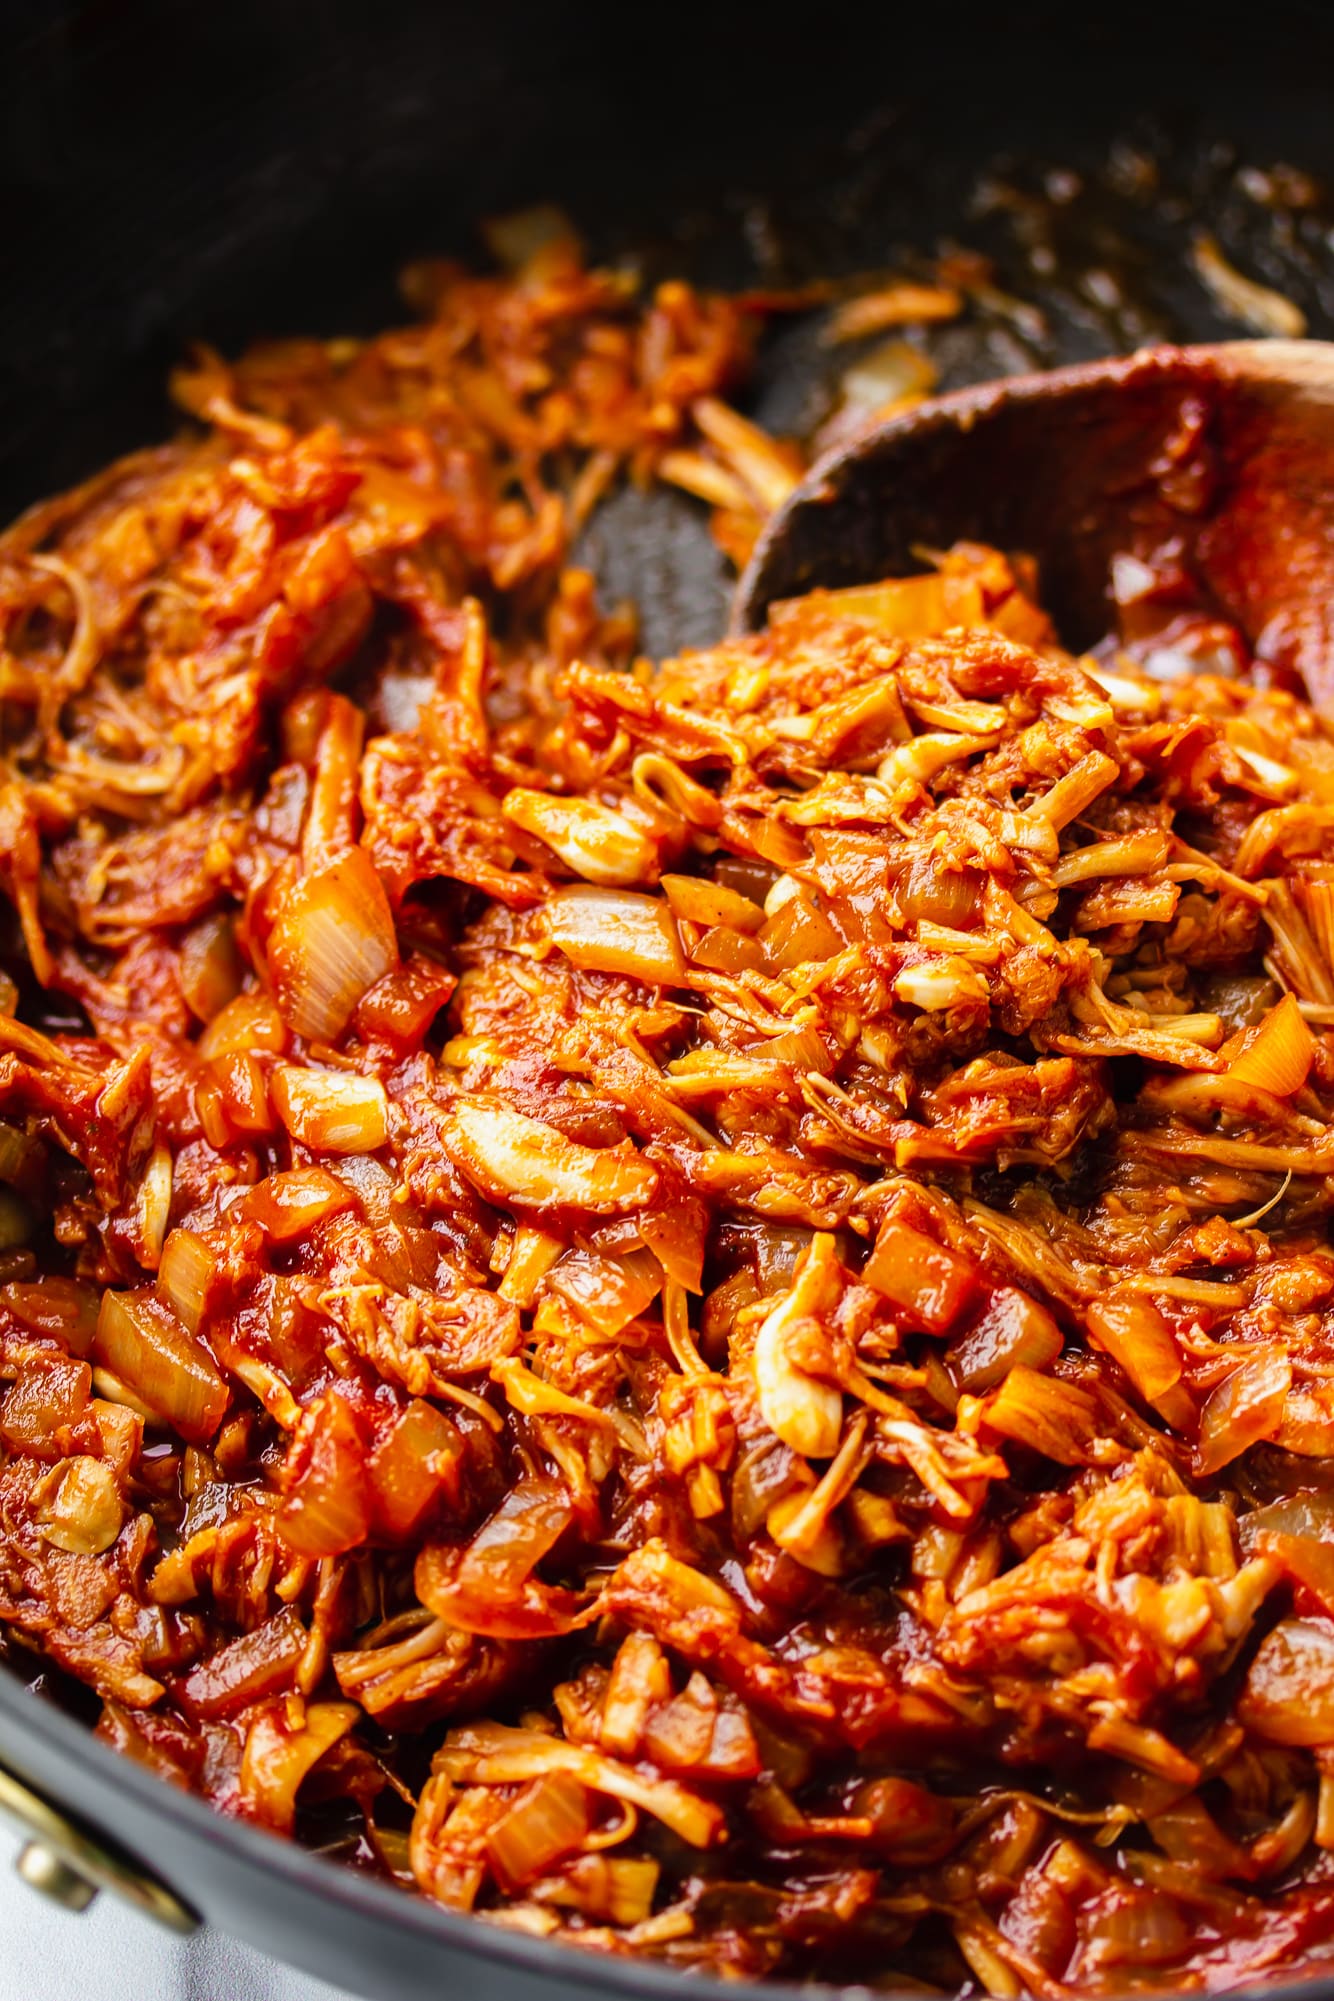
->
[735, 341, 1334, 705]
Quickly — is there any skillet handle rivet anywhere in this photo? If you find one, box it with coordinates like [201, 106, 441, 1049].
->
[14, 1838, 99, 1913]
[0, 1764, 197, 1932]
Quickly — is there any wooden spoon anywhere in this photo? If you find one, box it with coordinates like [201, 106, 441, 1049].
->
[734, 341, 1334, 704]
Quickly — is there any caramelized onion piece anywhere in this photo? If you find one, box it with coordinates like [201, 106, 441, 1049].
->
[1240, 1618, 1334, 1745]
[1224, 992, 1314, 1098]
[2, 1277, 99, 1354]
[546, 1246, 662, 1336]
[272, 1065, 389, 1154]
[197, 991, 288, 1062]
[417, 1482, 585, 1640]
[543, 886, 686, 985]
[157, 1228, 219, 1336]
[983, 1367, 1100, 1465]
[947, 1288, 1063, 1392]
[752, 1234, 844, 1458]
[1241, 1494, 1334, 1613]
[661, 873, 765, 934]
[278, 1393, 372, 1557]
[863, 1220, 977, 1333]
[503, 790, 657, 886]
[242, 1167, 357, 1243]
[1195, 1351, 1292, 1476]
[240, 1700, 359, 1835]
[176, 1608, 308, 1719]
[485, 1772, 595, 1893]
[1086, 1295, 1183, 1405]
[268, 848, 399, 1043]
[442, 1101, 657, 1215]
[95, 1289, 229, 1444]
[1, 1356, 91, 1457]
[368, 1399, 463, 1538]
[179, 913, 243, 1024]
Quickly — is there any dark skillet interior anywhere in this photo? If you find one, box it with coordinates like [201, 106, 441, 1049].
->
[9, 0, 1334, 671]
[5, 3, 1334, 1997]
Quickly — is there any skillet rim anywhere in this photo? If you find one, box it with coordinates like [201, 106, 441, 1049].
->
[6, 1658, 1334, 2001]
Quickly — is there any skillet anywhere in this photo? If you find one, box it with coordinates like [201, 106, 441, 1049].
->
[4, 3, 1334, 1993]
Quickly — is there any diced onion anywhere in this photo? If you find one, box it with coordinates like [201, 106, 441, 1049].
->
[544, 886, 686, 986]
[1, 1356, 92, 1458]
[637, 1202, 707, 1294]
[547, 1247, 662, 1336]
[689, 925, 767, 974]
[355, 958, 456, 1046]
[1241, 1492, 1334, 1550]
[661, 873, 765, 934]
[277, 1393, 372, 1557]
[498, 1224, 564, 1307]
[240, 1700, 359, 1835]
[897, 862, 980, 928]
[759, 889, 842, 971]
[1085, 1294, 1182, 1404]
[416, 1481, 586, 1640]
[1239, 1492, 1334, 1614]
[179, 912, 243, 1024]
[947, 1287, 1063, 1392]
[157, 1227, 219, 1335]
[2, 1277, 99, 1355]
[368, 1399, 463, 1539]
[268, 848, 399, 1043]
[982, 1367, 1099, 1465]
[272, 1065, 389, 1154]
[95, 1288, 229, 1443]
[1225, 993, 1314, 1098]
[242, 1166, 358, 1243]
[763, 1025, 834, 1074]
[196, 990, 288, 1062]
[176, 1607, 308, 1718]
[1240, 1618, 1334, 1745]
[863, 1221, 977, 1333]
[1195, 1351, 1292, 1476]
[1080, 1888, 1192, 1967]
[485, 1772, 594, 1892]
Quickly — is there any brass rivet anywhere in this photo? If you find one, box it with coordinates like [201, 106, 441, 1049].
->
[15, 1840, 99, 1913]
[0, 1765, 197, 1934]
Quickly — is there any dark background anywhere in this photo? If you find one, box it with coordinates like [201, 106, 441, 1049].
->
[4, 0, 1334, 529]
